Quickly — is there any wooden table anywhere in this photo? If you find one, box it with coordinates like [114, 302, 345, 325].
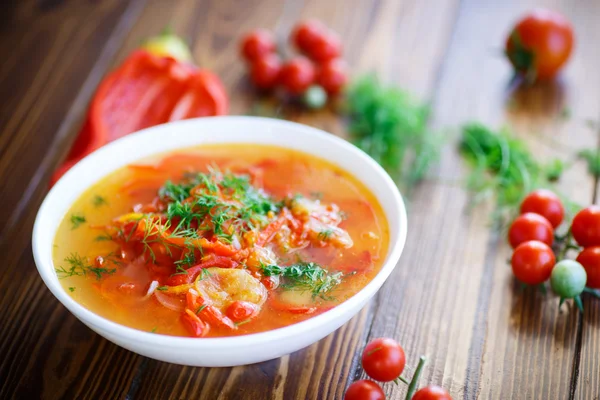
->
[1, 0, 599, 398]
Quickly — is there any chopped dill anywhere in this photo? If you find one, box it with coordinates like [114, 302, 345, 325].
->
[171, 265, 190, 276]
[55, 253, 116, 280]
[68, 287, 76, 292]
[70, 213, 86, 230]
[150, 327, 158, 333]
[317, 229, 334, 241]
[92, 195, 108, 207]
[235, 319, 252, 327]
[156, 286, 168, 291]
[260, 262, 342, 299]
[196, 304, 207, 314]
[94, 233, 113, 242]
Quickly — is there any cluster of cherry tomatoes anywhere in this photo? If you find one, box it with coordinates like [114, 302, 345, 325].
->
[345, 338, 452, 400]
[239, 20, 348, 107]
[509, 190, 600, 306]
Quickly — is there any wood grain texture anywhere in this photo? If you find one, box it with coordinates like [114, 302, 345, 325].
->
[0, 0, 599, 399]
[357, 0, 600, 399]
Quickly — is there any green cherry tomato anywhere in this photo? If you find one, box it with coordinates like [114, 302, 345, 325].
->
[550, 260, 587, 299]
[302, 85, 328, 109]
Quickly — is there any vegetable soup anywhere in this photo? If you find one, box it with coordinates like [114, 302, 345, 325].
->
[53, 144, 389, 337]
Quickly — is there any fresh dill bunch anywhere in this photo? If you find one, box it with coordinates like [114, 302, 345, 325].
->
[261, 262, 343, 299]
[579, 149, 600, 178]
[345, 74, 440, 187]
[55, 253, 116, 280]
[459, 123, 571, 224]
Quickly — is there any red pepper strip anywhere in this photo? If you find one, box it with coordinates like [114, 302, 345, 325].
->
[50, 50, 228, 185]
[166, 256, 238, 286]
[182, 308, 210, 337]
[256, 210, 290, 247]
[198, 304, 236, 330]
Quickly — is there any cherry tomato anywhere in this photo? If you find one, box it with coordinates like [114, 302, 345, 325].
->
[240, 29, 276, 62]
[520, 189, 564, 228]
[291, 20, 328, 53]
[279, 57, 316, 95]
[511, 240, 556, 285]
[576, 247, 600, 289]
[550, 260, 587, 299]
[250, 54, 281, 90]
[344, 380, 385, 400]
[508, 213, 554, 248]
[412, 385, 453, 400]
[505, 9, 574, 80]
[307, 33, 342, 63]
[361, 338, 405, 382]
[317, 59, 348, 95]
[571, 206, 600, 247]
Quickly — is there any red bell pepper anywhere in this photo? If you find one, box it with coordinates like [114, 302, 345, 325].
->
[51, 41, 228, 186]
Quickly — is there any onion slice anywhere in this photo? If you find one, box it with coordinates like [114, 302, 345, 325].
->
[145, 280, 159, 298]
[154, 291, 185, 312]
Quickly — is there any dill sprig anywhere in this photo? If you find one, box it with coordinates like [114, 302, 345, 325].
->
[459, 123, 571, 224]
[160, 167, 280, 242]
[70, 213, 86, 230]
[55, 253, 116, 280]
[346, 74, 440, 187]
[92, 195, 108, 207]
[261, 262, 343, 299]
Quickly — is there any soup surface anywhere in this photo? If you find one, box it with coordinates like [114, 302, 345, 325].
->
[53, 144, 389, 337]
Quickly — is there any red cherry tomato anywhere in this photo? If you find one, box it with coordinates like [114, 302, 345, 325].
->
[511, 240, 556, 285]
[291, 20, 328, 53]
[250, 54, 281, 90]
[520, 189, 564, 228]
[344, 380, 385, 400]
[279, 57, 316, 95]
[240, 29, 276, 62]
[361, 338, 405, 382]
[508, 213, 554, 248]
[412, 385, 453, 400]
[505, 9, 574, 80]
[576, 246, 600, 289]
[571, 206, 600, 247]
[317, 59, 348, 95]
[307, 33, 342, 63]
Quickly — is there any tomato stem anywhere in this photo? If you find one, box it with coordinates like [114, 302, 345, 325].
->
[574, 295, 584, 313]
[583, 287, 600, 299]
[395, 376, 410, 385]
[405, 355, 427, 400]
[537, 283, 547, 295]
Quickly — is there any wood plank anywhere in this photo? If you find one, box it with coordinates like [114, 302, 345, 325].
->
[358, 0, 600, 399]
[112, 0, 460, 398]
[0, 0, 148, 398]
[0, 0, 145, 238]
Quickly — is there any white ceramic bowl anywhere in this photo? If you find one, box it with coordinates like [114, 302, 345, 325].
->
[33, 116, 407, 367]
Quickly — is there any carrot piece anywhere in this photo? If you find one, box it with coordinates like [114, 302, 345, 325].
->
[198, 305, 236, 330]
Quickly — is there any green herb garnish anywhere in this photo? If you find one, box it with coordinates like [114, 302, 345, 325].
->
[70, 214, 86, 230]
[261, 262, 342, 299]
[156, 286, 168, 291]
[68, 287, 76, 292]
[55, 253, 116, 280]
[92, 195, 108, 207]
[94, 233, 113, 242]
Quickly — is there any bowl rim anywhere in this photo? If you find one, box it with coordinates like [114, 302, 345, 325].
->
[32, 116, 407, 350]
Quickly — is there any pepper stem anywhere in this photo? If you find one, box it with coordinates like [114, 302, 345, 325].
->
[405, 356, 427, 400]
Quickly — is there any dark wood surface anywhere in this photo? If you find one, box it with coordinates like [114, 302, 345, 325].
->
[1, 0, 599, 399]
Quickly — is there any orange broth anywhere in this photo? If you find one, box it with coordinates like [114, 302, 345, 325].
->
[53, 144, 389, 337]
